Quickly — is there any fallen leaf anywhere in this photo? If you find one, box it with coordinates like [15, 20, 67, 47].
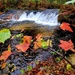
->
[60, 22, 73, 32]
[41, 41, 48, 49]
[59, 39, 74, 51]
[27, 66, 32, 71]
[33, 34, 43, 50]
[1, 62, 6, 69]
[36, 34, 42, 41]
[0, 45, 12, 61]
[34, 41, 42, 50]
[37, 70, 45, 75]
[15, 36, 32, 52]
[11, 34, 23, 39]
[20, 69, 25, 74]
[66, 64, 72, 71]
[46, 39, 52, 47]
[0, 29, 11, 43]
[34, 34, 52, 50]
[8, 45, 11, 51]
[16, 43, 30, 52]
[23, 36, 32, 43]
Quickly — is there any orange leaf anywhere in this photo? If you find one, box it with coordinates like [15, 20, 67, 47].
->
[16, 43, 30, 52]
[37, 70, 45, 75]
[23, 36, 32, 43]
[60, 22, 73, 32]
[1, 62, 6, 69]
[34, 41, 42, 50]
[15, 36, 32, 52]
[34, 34, 42, 50]
[36, 34, 42, 41]
[59, 39, 74, 51]
[0, 45, 12, 61]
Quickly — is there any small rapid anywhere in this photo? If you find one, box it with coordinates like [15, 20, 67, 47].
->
[17, 9, 59, 26]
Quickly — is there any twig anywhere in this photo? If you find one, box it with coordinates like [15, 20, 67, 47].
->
[48, 47, 75, 69]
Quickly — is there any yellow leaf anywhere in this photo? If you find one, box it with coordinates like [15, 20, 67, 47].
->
[34, 41, 42, 50]
[8, 45, 11, 51]
[66, 64, 72, 71]
[47, 39, 52, 47]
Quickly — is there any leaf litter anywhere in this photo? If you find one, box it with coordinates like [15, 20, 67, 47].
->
[0, 22, 75, 75]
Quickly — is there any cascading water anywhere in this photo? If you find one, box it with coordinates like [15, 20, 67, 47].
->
[17, 9, 59, 26]
[0, 9, 59, 26]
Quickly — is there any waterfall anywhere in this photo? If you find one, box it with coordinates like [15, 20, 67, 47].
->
[0, 9, 59, 26]
[17, 9, 59, 26]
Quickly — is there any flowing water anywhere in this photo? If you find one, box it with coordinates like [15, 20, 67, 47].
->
[17, 9, 59, 26]
[0, 9, 60, 74]
[0, 9, 59, 25]
[0, 9, 59, 37]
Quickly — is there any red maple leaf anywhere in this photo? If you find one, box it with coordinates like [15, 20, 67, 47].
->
[15, 36, 32, 52]
[59, 39, 74, 51]
[0, 45, 12, 61]
[60, 22, 73, 32]
[15, 43, 30, 52]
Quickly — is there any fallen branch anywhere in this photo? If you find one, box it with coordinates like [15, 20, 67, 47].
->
[48, 47, 75, 69]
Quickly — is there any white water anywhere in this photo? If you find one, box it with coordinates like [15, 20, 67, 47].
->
[0, 9, 59, 26]
[17, 10, 59, 26]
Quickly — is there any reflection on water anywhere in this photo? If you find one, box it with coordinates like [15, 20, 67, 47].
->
[9, 22, 56, 37]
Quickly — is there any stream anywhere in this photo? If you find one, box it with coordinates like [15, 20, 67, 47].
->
[0, 9, 59, 36]
[0, 9, 60, 75]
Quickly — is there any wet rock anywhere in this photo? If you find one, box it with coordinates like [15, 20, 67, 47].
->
[34, 50, 51, 61]
[58, 5, 75, 27]
[0, 10, 24, 21]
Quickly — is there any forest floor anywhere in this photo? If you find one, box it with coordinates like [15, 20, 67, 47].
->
[0, 4, 75, 75]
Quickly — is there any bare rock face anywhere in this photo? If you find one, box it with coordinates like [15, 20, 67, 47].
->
[58, 5, 75, 27]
